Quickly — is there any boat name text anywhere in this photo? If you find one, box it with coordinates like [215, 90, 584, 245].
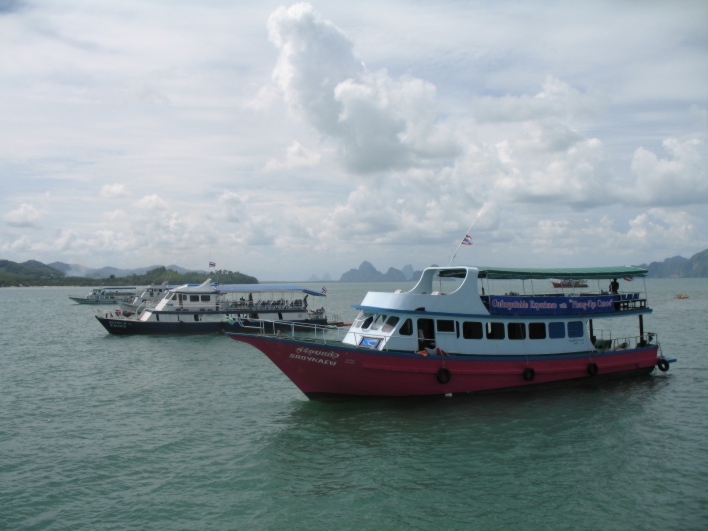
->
[290, 353, 337, 366]
[294, 347, 339, 359]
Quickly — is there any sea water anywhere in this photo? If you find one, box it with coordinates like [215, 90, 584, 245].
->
[1, 280, 706, 530]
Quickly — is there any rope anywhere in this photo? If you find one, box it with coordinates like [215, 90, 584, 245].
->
[116, 352, 220, 398]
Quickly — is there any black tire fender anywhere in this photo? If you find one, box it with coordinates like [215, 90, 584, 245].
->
[436, 367, 451, 385]
[587, 362, 599, 376]
[523, 367, 536, 382]
[657, 358, 670, 372]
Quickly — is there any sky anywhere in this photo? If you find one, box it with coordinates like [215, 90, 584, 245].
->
[1, 0, 707, 280]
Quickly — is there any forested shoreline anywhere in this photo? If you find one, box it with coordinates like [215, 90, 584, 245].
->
[0, 260, 257, 287]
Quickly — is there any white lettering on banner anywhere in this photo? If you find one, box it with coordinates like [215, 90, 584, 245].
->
[294, 347, 340, 359]
[491, 296, 614, 313]
[529, 301, 558, 310]
[289, 353, 337, 366]
[491, 299, 531, 310]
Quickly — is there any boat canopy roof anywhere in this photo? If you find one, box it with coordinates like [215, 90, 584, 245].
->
[467, 266, 648, 280]
[216, 285, 326, 297]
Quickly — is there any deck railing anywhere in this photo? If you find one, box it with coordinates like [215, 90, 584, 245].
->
[130, 300, 324, 314]
[592, 331, 658, 352]
[240, 320, 661, 354]
[239, 318, 347, 344]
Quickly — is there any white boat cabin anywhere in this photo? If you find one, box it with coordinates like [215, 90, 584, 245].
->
[343, 266, 651, 356]
[140, 280, 326, 323]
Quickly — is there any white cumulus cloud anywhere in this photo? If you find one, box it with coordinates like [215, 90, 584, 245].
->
[99, 183, 131, 199]
[265, 140, 321, 171]
[134, 194, 168, 210]
[267, 3, 458, 174]
[472, 76, 606, 123]
[4, 203, 44, 228]
[626, 137, 708, 206]
[217, 190, 246, 223]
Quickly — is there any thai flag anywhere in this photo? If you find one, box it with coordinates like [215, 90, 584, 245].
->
[461, 234, 473, 246]
[624, 277, 633, 281]
[321, 286, 327, 294]
[209, 261, 216, 268]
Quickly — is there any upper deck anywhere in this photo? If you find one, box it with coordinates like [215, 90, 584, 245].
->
[356, 265, 650, 318]
[151, 279, 326, 314]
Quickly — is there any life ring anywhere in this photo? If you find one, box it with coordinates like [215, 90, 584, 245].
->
[657, 359, 670, 372]
[436, 367, 451, 385]
[523, 367, 536, 382]
[587, 362, 599, 376]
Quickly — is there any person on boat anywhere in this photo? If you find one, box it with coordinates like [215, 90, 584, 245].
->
[415, 347, 447, 357]
[303, 294, 308, 309]
[609, 278, 619, 294]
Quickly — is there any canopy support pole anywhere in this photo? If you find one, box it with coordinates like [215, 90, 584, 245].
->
[589, 318, 594, 345]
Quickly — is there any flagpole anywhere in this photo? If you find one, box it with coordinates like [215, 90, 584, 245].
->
[448, 176, 505, 266]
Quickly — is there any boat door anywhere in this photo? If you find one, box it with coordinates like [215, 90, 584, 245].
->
[178, 294, 184, 309]
[417, 318, 436, 350]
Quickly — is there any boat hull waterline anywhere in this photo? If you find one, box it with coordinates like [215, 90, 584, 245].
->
[70, 296, 130, 305]
[95, 316, 329, 335]
[227, 333, 661, 398]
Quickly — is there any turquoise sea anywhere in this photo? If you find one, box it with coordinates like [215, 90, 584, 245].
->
[1, 279, 707, 530]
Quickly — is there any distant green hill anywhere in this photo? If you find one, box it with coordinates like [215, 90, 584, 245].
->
[0, 259, 66, 286]
[0, 260, 257, 287]
[118, 266, 257, 286]
[636, 249, 708, 278]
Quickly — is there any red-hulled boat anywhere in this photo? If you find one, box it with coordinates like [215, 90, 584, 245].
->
[227, 266, 674, 399]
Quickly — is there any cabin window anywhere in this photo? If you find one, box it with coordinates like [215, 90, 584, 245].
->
[529, 323, 546, 340]
[352, 312, 365, 328]
[201, 295, 210, 302]
[567, 321, 584, 338]
[190, 295, 199, 302]
[508, 323, 526, 340]
[548, 322, 566, 339]
[361, 315, 375, 329]
[486, 322, 505, 340]
[381, 316, 400, 333]
[399, 318, 413, 336]
[463, 321, 483, 339]
[436, 320, 455, 333]
[370, 315, 387, 331]
[417, 319, 436, 350]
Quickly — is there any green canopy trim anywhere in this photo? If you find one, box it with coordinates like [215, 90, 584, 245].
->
[450, 266, 648, 280]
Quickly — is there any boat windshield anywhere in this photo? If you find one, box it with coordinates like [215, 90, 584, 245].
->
[352, 311, 369, 328]
[358, 313, 376, 329]
[370, 314, 387, 331]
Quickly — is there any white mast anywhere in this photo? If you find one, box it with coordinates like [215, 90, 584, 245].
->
[448, 176, 505, 266]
